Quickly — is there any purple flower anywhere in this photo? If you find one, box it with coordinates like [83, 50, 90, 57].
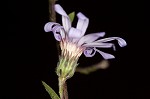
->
[44, 4, 127, 60]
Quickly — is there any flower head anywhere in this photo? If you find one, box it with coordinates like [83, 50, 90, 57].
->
[44, 4, 127, 60]
[44, 4, 127, 79]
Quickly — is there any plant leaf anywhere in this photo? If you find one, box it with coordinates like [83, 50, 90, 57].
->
[42, 81, 60, 99]
[68, 12, 75, 23]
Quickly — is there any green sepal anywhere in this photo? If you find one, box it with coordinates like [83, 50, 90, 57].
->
[68, 11, 75, 23]
[42, 81, 60, 99]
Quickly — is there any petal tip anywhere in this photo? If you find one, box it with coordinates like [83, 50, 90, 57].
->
[44, 23, 51, 32]
[118, 38, 127, 47]
[77, 12, 89, 20]
[104, 55, 115, 59]
[54, 4, 68, 17]
[98, 32, 105, 37]
[54, 4, 61, 9]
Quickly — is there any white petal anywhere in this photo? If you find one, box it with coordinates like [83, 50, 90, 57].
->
[55, 4, 71, 33]
[94, 48, 115, 59]
[95, 37, 127, 47]
[76, 12, 89, 37]
[77, 32, 105, 46]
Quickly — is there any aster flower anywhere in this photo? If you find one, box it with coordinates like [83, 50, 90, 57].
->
[44, 4, 127, 79]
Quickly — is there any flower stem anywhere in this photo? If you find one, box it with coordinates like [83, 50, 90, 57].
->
[58, 77, 68, 99]
[48, 0, 56, 22]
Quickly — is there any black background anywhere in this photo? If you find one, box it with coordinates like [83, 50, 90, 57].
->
[3, 0, 149, 99]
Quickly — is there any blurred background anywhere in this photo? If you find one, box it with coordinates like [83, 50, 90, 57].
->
[3, 0, 149, 99]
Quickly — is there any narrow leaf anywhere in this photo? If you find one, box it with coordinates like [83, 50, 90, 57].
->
[42, 81, 60, 99]
[68, 12, 75, 23]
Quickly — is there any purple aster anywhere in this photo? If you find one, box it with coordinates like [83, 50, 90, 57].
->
[44, 4, 127, 60]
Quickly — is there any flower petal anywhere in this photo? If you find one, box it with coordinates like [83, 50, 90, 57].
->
[84, 48, 96, 57]
[52, 25, 65, 41]
[55, 4, 71, 33]
[68, 27, 82, 39]
[44, 22, 60, 32]
[77, 32, 105, 46]
[94, 48, 115, 59]
[94, 37, 127, 47]
[44, 22, 66, 41]
[76, 12, 89, 37]
[83, 42, 116, 50]
[53, 33, 61, 41]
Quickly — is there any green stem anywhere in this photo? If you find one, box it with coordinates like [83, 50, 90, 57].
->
[58, 78, 63, 99]
[58, 77, 68, 99]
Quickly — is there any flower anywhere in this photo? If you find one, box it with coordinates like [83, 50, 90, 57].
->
[44, 4, 127, 60]
[44, 4, 127, 79]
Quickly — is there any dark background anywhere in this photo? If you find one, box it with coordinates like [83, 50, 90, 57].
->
[3, 0, 149, 99]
